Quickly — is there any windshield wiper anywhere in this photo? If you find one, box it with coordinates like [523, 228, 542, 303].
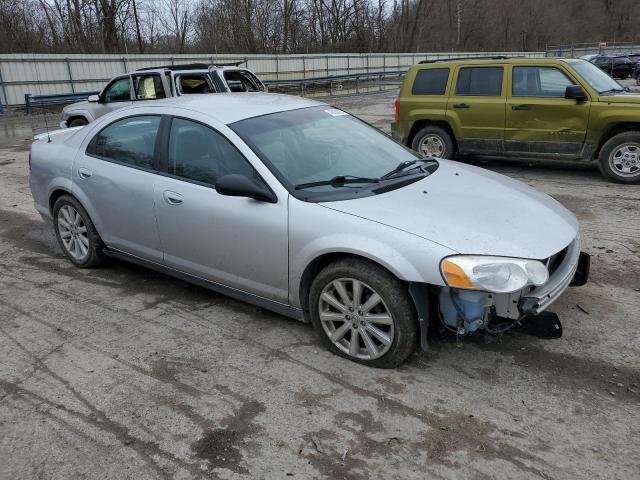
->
[380, 158, 434, 180]
[294, 175, 380, 190]
[599, 88, 625, 95]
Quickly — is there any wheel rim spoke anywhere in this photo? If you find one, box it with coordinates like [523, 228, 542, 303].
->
[365, 313, 393, 325]
[360, 329, 379, 357]
[361, 293, 381, 313]
[330, 322, 351, 343]
[332, 280, 351, 308]
[320, 292, 347, 313]
[365, 323, 391, 346]
[57, 205, 90, 261]
[318, 278, 394, 361]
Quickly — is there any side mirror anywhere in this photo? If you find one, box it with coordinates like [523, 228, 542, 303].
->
[216, 174, 276, 203]
[565, 85, 587, 101]
[88, 94, 100, 103]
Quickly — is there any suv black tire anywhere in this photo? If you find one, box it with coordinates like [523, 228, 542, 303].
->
[69, 118, 88, 127]
[52, 195, 105, 268]
[411, 125, 455, 159]
[598, 131, 640, 184]
[309, 258, 419, 368]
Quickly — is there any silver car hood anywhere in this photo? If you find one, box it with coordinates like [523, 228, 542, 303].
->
[320, 160, 578, 259]
[63, 101, 90, 112]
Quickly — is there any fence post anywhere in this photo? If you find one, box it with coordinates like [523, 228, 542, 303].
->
[65, 58, 75, 93]
[326, 55, 330, 76]
[302, 56, 306, 79]
[347, 55, 350, 76]
[24, 93, 31, 114]
[121, 57, 128, 73]
[0, 64, 7, 111]
[383, 55, 386, 73]
[275, 55, 279, 81]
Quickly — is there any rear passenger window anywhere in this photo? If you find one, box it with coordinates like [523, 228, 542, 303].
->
[87, 116, 160, 169]
[178, 75, 212, 94]
[168, 118, 254, 185]
[411, 68, 449, 95]
[455, 67, 503, 96]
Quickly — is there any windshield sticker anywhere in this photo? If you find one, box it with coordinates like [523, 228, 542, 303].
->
[324, 108, 349, 117]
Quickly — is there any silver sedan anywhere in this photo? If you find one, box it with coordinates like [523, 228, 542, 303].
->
[29, 93, 589, 367]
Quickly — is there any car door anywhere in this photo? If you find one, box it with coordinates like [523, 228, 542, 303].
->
[74, 115, 164, 262]
[153, 115, 289, 303]
[505, 65, 590, 157]
[446, 65, 506, 154]
[92, 76, 133, 118]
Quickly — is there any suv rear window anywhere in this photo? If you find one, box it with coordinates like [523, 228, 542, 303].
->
[412, 68, 449, 95]
[455, 67, 503, 96]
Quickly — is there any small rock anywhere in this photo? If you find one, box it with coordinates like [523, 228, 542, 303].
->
[201, 368, 208, 373]
[124, 438, 133, 445]
[617, 383, 624, 388]
[610, 391, 616, 396]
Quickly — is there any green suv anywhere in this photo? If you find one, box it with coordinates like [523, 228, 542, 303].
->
[391, 57, 640, 183]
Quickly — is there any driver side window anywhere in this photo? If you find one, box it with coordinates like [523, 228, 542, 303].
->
[103, 78, 131, 103]
[167, 118, 254, 186]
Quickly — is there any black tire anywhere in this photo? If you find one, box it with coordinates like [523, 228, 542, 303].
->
[52, 195, 105, 267]
[411, 125, 455, 159]
[597, 131, 640, 184]
[308, 258, 419, 368]
[69, 118, 88, 127]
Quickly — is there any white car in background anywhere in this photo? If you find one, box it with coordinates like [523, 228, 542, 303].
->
[60, 63, 266, 128]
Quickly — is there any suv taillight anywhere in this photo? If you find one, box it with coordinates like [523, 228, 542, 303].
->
[394, 97, 400, 122]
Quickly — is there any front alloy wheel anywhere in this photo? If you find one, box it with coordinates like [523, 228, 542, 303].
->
[598, 132, 640, 184]
[309, 258, 419, 368]
[319, 278, 394, 360]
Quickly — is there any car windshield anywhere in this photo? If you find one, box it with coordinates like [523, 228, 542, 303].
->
[568, 60, 623, 93]
[231, 106, 421, 192]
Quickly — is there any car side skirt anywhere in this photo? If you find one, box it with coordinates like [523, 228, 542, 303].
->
[457, 139, 596, 161]
[102, 248, 305, 322]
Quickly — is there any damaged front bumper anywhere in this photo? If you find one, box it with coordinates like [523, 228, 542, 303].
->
[519, 237, 590, 315]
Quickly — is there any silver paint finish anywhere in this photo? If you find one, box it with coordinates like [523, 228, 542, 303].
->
[29, 93, 580, 320]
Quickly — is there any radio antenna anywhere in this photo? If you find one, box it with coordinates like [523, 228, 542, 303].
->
[33, 57, 51, 143]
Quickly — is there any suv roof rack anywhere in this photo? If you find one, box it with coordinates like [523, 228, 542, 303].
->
[418, 55, 515, 64]
[136, 61, 246, 72]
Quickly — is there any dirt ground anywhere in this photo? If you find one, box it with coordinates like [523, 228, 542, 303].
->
[0, 87, 639, 480]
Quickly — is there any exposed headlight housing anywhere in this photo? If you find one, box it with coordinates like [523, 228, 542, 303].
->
[440, 256, 549, 293]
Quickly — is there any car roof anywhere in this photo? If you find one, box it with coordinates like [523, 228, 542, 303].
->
[119, 93, 325, 125]
[414, 57, 586, 67]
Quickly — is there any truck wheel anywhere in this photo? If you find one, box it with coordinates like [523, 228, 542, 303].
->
[52, 195, 105, 268]
[598, 132, 640, 184]
[309, 258, 419, 368]
[69, 118, 88, 127]
[411, 126, 454, 159]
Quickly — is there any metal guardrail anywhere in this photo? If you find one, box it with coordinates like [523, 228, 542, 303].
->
[24, 91, 99, 114]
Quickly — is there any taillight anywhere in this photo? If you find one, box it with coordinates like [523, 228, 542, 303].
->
[394, 97, 400, 122]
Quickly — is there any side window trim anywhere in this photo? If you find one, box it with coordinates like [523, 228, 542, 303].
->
[159, 115, 276, 199]
[85, 114, 163, 173]
[454, 66, 504, 97]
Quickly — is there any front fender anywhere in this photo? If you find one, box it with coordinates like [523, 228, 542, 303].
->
[288, 201, 455, 308]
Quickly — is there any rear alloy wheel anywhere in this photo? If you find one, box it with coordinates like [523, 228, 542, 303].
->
[309, 258, 418, 368]
[411, 125, 454, 159]
[53, 195, 105, 267]
[598, 132, 640, 184]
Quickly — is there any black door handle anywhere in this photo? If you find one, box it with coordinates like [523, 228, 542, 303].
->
[512, 104, 531, 110]
[453, 103, 470, 109]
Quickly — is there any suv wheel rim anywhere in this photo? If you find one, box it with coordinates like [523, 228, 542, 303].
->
[610, 143, 640, 177]
[318, 278, 394, 360]
[419, 134, 445, 157]
[57, 205, 90, 261]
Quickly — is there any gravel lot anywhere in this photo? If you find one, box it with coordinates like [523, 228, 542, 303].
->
[1, 88, 639, 480]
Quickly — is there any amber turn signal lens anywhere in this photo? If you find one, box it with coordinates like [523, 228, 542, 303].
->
[441, 259, 474, 288]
